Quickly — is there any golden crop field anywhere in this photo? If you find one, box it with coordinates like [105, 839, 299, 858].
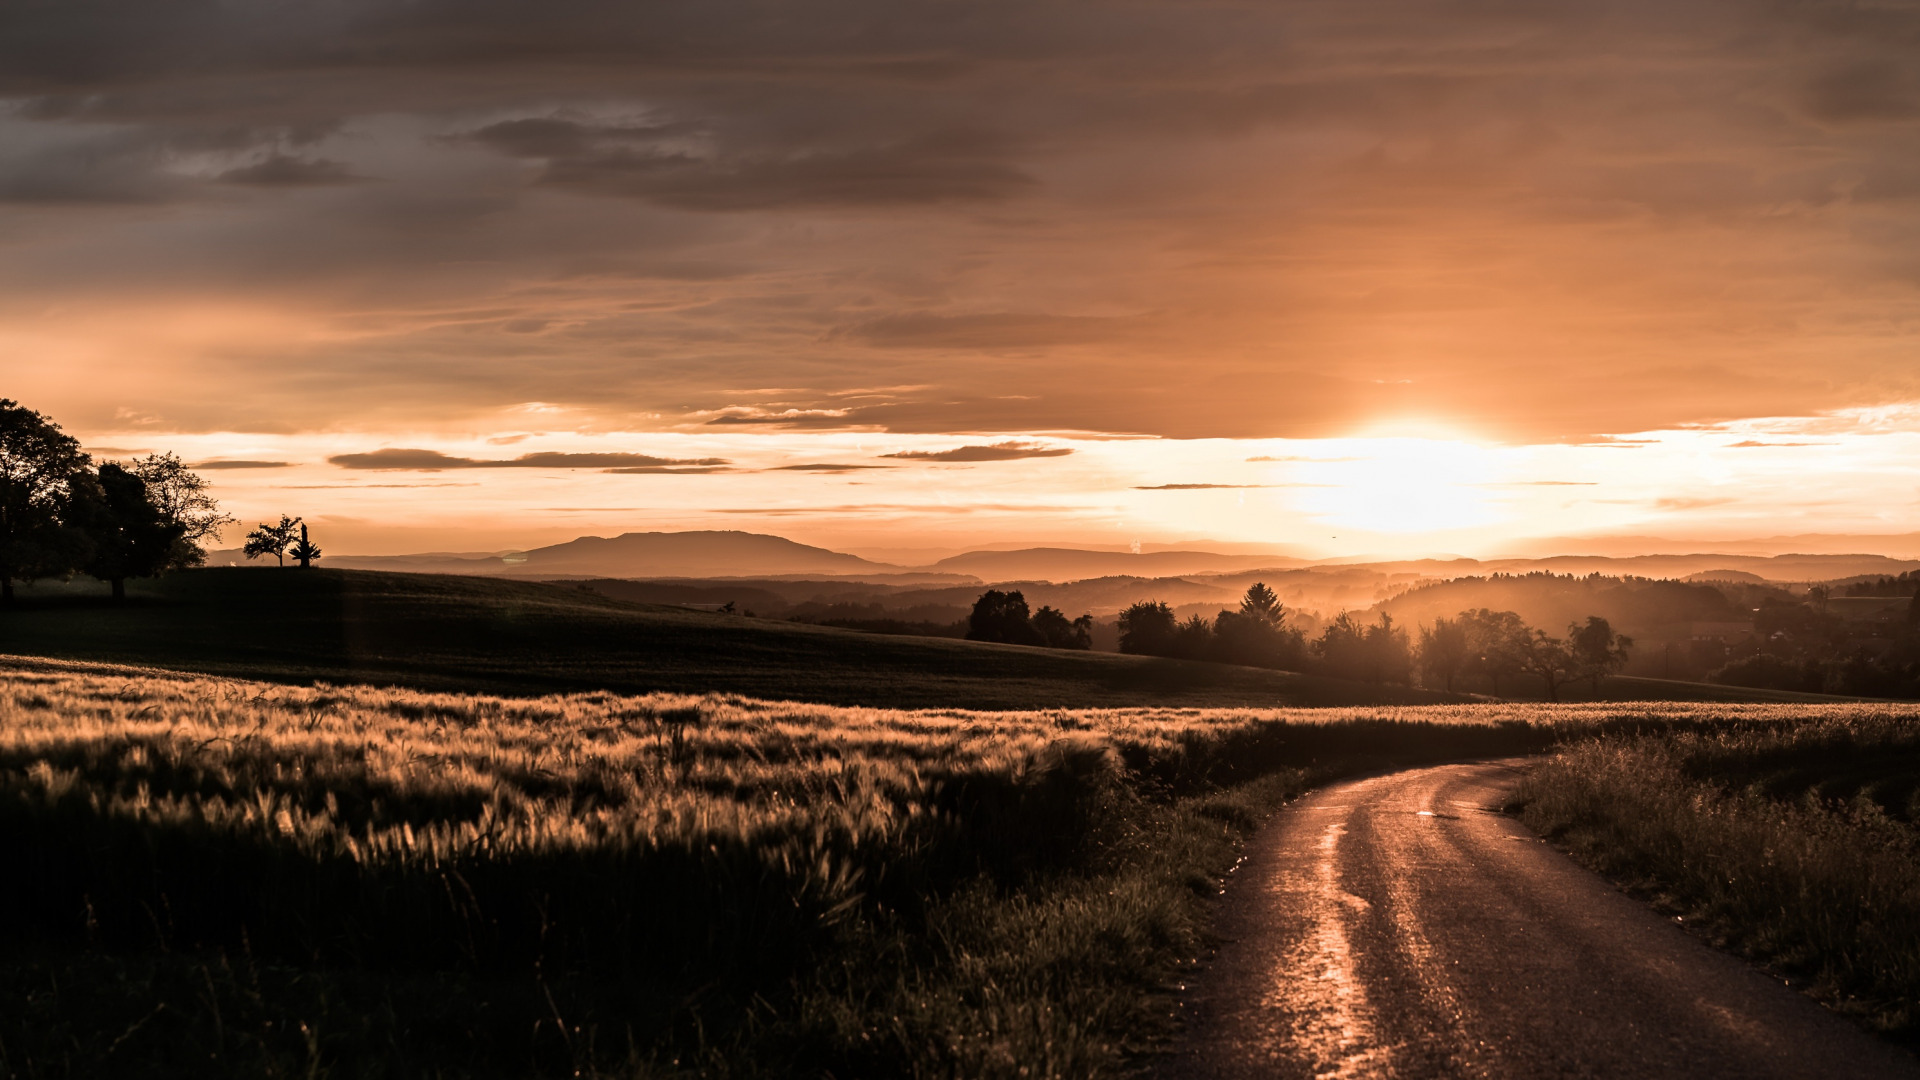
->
[5, 654, 1917, 1078]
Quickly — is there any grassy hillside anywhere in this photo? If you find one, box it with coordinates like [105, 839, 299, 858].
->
[0, 568, 1458, 709]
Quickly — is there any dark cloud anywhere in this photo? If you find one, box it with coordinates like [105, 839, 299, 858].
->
[1807, 63, 1920, 123]
[191, 459, 292, 469]
[8, 0, 1920, 443]
[329, 448, 729, 469]
[771, 463, 894, 472]
[883, 441, 1072, 462]
[836, 312, 1134, 349]
[216, 153, 365, 186]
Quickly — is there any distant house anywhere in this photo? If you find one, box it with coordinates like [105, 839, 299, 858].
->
[1690, 621, 1755, 642]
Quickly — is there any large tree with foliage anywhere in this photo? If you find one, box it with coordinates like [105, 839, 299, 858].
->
[1458, 608, 1530, 694]
[1030, 605, 1092, 649]
[1517, 629, 1578, 702]
[1117, 600, 1178, 656]
[1213, 583, 1306, 668]
[1418, 616, 1470, 692]
[1568, 615, 1633, 690]
[965, 589, 1045, 646]
[127, 453, 233, 565]
[0, 400, 93, 603]
[75, 463, 188, 601]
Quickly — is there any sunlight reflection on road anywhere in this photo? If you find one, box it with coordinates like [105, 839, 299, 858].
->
[1261, 817, 1397, 1078]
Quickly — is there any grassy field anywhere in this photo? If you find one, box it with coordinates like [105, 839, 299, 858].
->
[0, 569, 1463, 711]
[0, 656, 1790, 1079]
[1515, 711, 1920, 1043]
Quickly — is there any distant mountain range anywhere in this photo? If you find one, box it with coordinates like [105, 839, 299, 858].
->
[207, 530, 957, 582]
[202, 530, 1920, 595]
[930, 547, 1308, 582]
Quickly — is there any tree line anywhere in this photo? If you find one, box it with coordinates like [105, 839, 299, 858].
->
[965, 589, 1095, 649]
[1107, 582, 1630, 700]
[0, 400, 317, 602]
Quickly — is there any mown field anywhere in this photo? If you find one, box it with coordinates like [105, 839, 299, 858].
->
[1517, 710, 1920, 1045]
[4, 655, 1810, 1079]
[0, 569, 1460, 710]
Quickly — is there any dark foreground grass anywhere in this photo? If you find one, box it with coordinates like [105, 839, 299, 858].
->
[0, 569, 1460, 710]
[1515, 711, 1920, 1042]
[0, 658, 1737, 1079]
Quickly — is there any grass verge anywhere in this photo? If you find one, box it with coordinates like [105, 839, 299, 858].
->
[1514, 714, 1920, 1042]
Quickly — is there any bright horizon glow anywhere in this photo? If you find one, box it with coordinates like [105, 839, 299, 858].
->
[60, 405, 1920, 562]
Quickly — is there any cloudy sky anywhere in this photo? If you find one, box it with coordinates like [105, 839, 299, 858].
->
[8, 0, 1920, 557]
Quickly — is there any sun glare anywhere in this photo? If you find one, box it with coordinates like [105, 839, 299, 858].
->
[1283, 437, 1504, 534]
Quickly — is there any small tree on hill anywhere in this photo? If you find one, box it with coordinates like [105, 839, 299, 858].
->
[288, 522, 322, 569]
[244, 515, 302, 567]
[0, 400, 93, 603]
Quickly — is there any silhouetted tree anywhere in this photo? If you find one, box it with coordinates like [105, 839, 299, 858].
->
[288, 522, 322, 569]
[127, 452, 233, 564]
[1517, 628, 1577, 702]
[1418, 616, 1470, 692]
[1363, 613, 1413, 684]
[1239, 582, 1284, 625]
[1458, 608, 1530, 694]
[1118, 600, 1178, 656]
[966, 589, 1045, 646]
[1031, 605, 1093, 649]
[1313, 612, 1369, 680]
[1568, 615, 1633, 690]
[1171, 613, 1215, 660]
[0, 400, 93, 603]
[244, 515, 302, 567]
[74, 463, 188, 601]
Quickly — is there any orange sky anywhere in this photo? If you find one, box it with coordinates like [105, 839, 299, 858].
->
[7, 1, 1920, 557]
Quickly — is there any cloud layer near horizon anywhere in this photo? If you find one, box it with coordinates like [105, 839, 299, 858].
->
[5, 0, 1920, 446]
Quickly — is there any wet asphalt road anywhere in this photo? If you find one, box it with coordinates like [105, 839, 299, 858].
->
[1156, 760, 1920, 1080]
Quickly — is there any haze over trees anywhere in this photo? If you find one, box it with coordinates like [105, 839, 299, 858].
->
[1120, 583, 1309, 669]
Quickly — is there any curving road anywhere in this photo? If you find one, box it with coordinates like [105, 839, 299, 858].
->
[1156, 760, 1920, 1080]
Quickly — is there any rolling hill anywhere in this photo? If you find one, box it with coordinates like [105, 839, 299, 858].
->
[0, 568, 1454, 710]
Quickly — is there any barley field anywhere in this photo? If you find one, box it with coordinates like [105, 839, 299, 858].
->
[3, 655, 1913, 1077]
